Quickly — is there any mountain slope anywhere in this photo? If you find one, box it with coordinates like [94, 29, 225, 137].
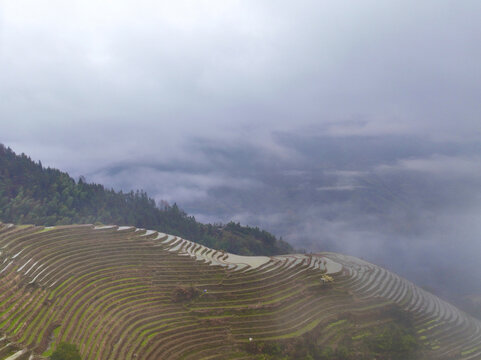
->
[0, 144, 292, 256]
[0, 224, 479, 359]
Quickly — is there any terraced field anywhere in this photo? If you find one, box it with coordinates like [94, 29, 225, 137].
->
[0, 223, 479, 359]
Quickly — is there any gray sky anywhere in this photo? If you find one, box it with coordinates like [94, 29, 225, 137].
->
[1, 1, 481, 298]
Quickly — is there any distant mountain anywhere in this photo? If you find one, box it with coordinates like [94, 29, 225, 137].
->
[1, 224, 480, 359]
[0, 144, 292, 256]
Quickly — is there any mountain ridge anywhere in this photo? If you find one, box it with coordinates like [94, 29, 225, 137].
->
[0, 144, 292, 256]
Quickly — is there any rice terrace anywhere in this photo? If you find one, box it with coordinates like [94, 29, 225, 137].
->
[0, 223, 479, 359]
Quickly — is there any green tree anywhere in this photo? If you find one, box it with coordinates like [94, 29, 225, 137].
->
[50, 342, 81, 360]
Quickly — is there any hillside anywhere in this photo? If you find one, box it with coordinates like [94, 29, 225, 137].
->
[0, 145, 292, 256]
[0, 224, 479, 359]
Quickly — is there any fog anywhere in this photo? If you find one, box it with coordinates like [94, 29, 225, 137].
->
[1, 1, 481, 301]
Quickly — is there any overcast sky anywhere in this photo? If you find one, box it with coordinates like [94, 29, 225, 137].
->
[1, 1, 481, 299]
[2, 1, 480, 160]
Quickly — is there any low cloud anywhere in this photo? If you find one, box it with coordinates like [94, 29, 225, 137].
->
[2, 0, 481, 302]
[378, 155, 481, 178]
[316, 185, 364, 191]
[89, 164, 261, 204]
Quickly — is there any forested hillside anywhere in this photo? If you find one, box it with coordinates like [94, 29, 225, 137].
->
[0, 144, 292, 255]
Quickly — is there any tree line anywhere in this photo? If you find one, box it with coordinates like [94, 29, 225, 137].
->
[0, 144, 292, 256]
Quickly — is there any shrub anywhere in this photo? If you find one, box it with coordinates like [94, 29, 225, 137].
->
[50, 342, 81, 360]
[172, 285, 201, 302]
[368, 323, 418, 358]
